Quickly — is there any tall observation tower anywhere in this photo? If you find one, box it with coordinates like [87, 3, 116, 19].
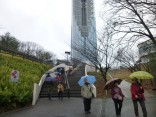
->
[71, 0, 97, 62]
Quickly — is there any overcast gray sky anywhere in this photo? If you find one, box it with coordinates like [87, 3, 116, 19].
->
[0, 0, 103, 59]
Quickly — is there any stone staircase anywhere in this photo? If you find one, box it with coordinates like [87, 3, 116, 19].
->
[39, 68, 85, 98]
[68, 68, 85, 97]
[39, 81, 61, 98]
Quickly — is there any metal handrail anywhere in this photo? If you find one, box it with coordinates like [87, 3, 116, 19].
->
[64, 71, 70, 98]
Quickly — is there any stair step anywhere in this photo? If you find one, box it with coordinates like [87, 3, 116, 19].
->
[39, 68, 85, 98]
[40, 95, 81, 98]
[40, 91, 81, 97]
[40, 93, 81, 98]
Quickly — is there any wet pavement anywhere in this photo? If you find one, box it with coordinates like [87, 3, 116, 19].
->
[0, 98, 103, 117]
[1, 80, 156, 117]
[1, 97, 156, 117]
[101, 97, 156, 117]
[101, 80, 156, 117]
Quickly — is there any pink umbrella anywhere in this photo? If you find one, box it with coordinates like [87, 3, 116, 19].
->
[104, 78, 122, 90]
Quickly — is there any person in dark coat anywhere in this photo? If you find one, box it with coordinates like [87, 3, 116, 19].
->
[111, 81, 125, 117]
[46, 73, 51, 78]
[45, 73, 53, 99]
[130, 78, 147, 117]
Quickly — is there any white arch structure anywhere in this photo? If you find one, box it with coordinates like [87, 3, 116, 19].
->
[32, 64, 73, 105]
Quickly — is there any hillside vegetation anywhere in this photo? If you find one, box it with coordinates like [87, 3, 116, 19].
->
[0, 53, 51, 113]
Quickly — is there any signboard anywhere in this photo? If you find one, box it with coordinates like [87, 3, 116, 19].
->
[10, 70, 19, 82]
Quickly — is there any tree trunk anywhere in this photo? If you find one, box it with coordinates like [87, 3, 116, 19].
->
[99, 68, 107, 83]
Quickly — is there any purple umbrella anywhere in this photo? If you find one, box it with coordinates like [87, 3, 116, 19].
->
[45, 77, 56, 81]
[104, 78, 122, 90]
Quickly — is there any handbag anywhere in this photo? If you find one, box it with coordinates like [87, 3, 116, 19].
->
[117, 95, 122, 100]
[92, 92, 94, 98]
[90, 87, 94, 98]
[86, 84, 94, 98]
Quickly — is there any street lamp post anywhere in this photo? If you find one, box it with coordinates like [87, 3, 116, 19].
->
[65, 51, 70, 65]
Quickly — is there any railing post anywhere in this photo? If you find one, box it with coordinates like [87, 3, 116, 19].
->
[67, 88, 70, 98]
[65, 71, 70, 98]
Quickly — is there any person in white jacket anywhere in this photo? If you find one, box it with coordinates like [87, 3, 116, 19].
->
[81, 78, 93, 114]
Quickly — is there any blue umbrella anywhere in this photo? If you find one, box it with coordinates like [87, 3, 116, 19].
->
[78, 75, 96, 86]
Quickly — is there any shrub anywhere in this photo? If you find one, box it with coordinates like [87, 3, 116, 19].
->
[0, 53, 51, 112]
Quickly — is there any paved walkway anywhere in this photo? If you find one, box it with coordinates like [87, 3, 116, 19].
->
[100, 80, 156, 117]
[1, 97, 156, 117]
[101, 97, 156, 117]
[0, 98, 103, 117]
[1, 80, 156, 117]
